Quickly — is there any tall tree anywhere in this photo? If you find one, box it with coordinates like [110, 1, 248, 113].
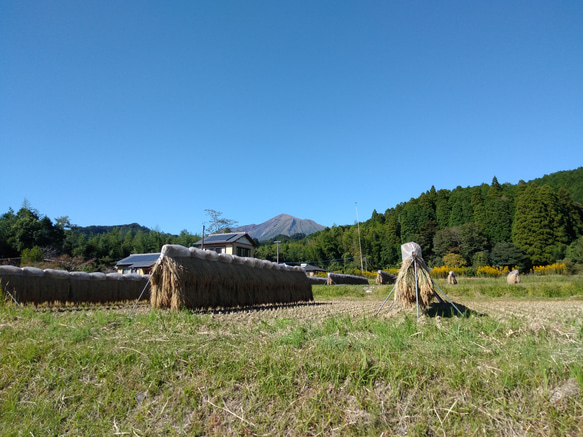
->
[435, 189, 451, 229]
[484, 179, 513, 243]
[471, 186, 486, 229]
[513, 184, 556, 265]
[448, 187, 473, 227]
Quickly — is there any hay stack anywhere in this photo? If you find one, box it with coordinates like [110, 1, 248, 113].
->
[327, 273, 369, 285]
[376, 270, 397, 285]
[507, 269, 520, 284]
[150, 245, 313, 311]
[43, 269, 71, 303]
[395, 242, 435, 308]
[0, 265, 24, 303]
[22, 267, 45, 304]
[69, 271, 92, 303]
[0, 265, 150, 306]
[447, 271, 457, 285]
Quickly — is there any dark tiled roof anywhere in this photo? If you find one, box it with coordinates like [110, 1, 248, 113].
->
[116, 253, 160, 268]
[195, 232, 256, 246]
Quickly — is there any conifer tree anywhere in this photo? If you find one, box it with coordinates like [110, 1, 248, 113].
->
[513, 184, 556, 265]
[471, 186, 486, 229]
[435, 189, 451, 229]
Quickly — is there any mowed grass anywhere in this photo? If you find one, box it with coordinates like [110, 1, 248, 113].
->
[0, 277, 582, 436]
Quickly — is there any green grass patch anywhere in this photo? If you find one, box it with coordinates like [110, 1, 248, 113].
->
[1, 291, 582, 436]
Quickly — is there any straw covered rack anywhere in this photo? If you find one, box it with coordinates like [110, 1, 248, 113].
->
[150, 245, 313, 311]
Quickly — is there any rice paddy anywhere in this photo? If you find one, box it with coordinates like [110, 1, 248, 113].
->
[0, 276, 582, 436]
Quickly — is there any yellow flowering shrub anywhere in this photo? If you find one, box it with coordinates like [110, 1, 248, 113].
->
[476, 265, 517, 277]
[430, 266, 471, 279]
[531, 263, 567, 275]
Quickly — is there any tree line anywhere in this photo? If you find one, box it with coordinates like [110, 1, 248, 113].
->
[256, 171, 583, 273]
[0, 206, 201, 271]
[2, 168, 583, 273]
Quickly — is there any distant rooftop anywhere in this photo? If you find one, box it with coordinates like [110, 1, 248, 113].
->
[194, 232, 257, 247]
[116, 253, 160, 268]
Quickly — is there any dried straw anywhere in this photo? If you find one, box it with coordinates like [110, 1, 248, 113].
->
[150, 246, 313, 311]
[395, 256, 435, 308]
[376, 270, 397, 285]
[507, 271, 520, 284]
[326, 273, 369, 285]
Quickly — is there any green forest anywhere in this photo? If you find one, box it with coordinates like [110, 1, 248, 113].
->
[2, 168, 583, 273]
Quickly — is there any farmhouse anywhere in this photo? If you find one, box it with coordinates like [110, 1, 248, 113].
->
[301, 263, 327, 276]
[194, 232, 257, 257]
[115, 253, 160, 275]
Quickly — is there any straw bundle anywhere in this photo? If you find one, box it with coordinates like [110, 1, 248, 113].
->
[0, 265, 150, 306]
[507, 270, 520, 284]
[447, 271, 457, 285]
[43, 269, 71, 303]
[395, 243, 435, 308]
[70, 272, 93, 303]
[21, 267, 44, 304]
[0, 265, 25, 302]
[376, 270, 397, 285]
[326, 273, 369, 285]
[150, 245, 312, 311]
[125, 273, 150, 301]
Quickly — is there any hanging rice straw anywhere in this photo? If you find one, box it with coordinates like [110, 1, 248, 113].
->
[395, 242, 435, 308]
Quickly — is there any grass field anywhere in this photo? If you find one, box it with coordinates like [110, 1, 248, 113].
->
[1, 276, 582, 436]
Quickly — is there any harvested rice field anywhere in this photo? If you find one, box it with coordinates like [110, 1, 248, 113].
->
[127, 296, 583, 327]
[1, 280, 582, 436]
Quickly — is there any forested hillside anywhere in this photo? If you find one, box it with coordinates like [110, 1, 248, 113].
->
[532, 167, 583, 204]
[256, 168, 583, 272]
[1, 168, 582, 273]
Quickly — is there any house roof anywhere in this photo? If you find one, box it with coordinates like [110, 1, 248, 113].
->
[116, 253, 160, 268]
[195, 232, 257, 247]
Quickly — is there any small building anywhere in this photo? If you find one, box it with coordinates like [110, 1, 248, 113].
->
[301, 263, 327, 277]
[115, 253, 160, 275]
[194, 232, 257, 257]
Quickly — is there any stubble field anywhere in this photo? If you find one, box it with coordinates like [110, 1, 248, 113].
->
[1, 277, 582, 436]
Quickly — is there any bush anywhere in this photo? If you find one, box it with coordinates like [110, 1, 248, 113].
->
[442, 253, 467, 267]
[430, 265, 475, 279]
[20, 246, 44, 265]
[477, 265, 517, 278]
[531, 263, 567, 275]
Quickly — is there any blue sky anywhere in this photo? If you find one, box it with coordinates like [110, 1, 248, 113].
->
[1, 1, 582, 235]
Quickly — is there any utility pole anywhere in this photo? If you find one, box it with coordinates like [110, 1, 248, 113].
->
[201, 224, 205, 250]
[274, 240, 281, 263]
[355, 202, 364, 272]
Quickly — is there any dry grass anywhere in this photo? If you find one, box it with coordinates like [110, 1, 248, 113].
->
[396, 258, 435, 308]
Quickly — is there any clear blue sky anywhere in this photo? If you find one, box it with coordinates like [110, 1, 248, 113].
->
[1, 1, 582, 235]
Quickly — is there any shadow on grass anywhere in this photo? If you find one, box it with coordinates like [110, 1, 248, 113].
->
[424, 301, 485, 318]
[191, 300, 332, 315]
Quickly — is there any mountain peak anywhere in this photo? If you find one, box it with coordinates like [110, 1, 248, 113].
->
[232, 214, 325, 241]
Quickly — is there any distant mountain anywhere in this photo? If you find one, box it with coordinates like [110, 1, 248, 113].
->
[233, 214, 326, 241]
